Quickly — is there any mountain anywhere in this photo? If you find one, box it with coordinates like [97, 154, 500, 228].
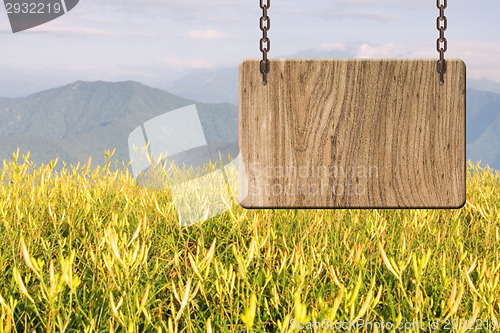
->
[467, 89, 500, 170]
[0, 81, 238, 169]
[1, 79, 499, 172]
[167, 70, 500, 171]
[165, 67, 239, 105]
[165, 43, 368, 105]
[467, 79, 500, 95]
[166, 45, 500, 111]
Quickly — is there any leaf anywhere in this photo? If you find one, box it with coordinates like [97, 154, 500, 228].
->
[13, 267, 34, 303]
[20, 237, 41, 279]
[240, 293, 257, 329]
[378, 242, 400, 280]
[175, 278, 192, 322]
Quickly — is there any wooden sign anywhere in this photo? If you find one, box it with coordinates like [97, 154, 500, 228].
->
[239, 59, 466, 208]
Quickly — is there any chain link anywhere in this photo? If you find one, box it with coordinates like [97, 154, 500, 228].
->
[258, 0, 448, 85]
[260, 0, 270, 85]
[436, 0, 447, 85]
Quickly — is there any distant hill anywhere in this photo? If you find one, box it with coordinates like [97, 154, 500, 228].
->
[166, 46, 500, 114]
[166, 59, 500, 171]
[165, 43, 367, 105]
[467, 89, 500, 170]
[0, 81, 238, 169]
[166, 67, 239, 106]
[467, 79, 500, 95]
[1, 80, 499, 172]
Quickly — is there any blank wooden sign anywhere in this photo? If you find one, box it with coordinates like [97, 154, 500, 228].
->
[239, 59, 466, 208]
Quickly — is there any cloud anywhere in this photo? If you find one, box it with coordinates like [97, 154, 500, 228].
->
[351, 40, 500, 81]
[83, 0, 253, 24]
[311, 10, 400, 21]
[132, 31, 158, 37]
[320, 42, 347, 51]
[442, 42, 500, 81]
[27, 26, 119, 36]
[158, 56, 214, 69]
[327, 0, 430, 9]
[188, 30, 228, 40]
[356, 43, 399, 58]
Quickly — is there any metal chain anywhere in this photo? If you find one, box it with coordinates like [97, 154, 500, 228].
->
[260, 0, 270, 85]
[257, 0, 447, 86]
[436, 0, 447, 85]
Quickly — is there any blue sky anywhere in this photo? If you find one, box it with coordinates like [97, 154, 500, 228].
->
[0, 0, 499, 93]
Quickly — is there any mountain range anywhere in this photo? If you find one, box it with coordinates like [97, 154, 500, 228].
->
[164, 58, 500, 172]
[466, 89, 500, 170]
[165, 45, 500, 106]
[0, 81, 238, 170]
[0, 77, 499, 172]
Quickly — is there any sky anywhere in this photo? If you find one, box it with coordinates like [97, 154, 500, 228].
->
[0, 0, 499, 95]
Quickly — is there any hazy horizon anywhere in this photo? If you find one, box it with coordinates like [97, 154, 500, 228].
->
[1, 0, 499, 97]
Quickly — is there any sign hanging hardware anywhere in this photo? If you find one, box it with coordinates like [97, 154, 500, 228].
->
[242, 1, 466, 209]
[259, 0, 270, 85]
[259, 0, 449, 85]
[437, 0, 448, 85]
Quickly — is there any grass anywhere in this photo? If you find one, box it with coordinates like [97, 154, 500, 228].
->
[0, 149, 499, 332]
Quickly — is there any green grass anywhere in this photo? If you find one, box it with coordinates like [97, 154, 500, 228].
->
[0, 150, 499, 332]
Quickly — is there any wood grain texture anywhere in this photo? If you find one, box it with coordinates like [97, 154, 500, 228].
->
[239, 59, 466, 208]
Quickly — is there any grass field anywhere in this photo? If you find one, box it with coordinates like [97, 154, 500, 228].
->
[0, 150, 499, 332]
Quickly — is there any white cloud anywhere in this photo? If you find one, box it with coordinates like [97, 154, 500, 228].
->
[445, 42, 500, 81]
[28, 26, 119, 36]
[188, 30, 228, 40]
[320, 42, 347, 51]
[356, 43, 398, 58]
[327, 0, 432, 9]
[311, 10, 400, 21]
[132, 31, 158, 37]
[353, 40, 500, 81]
[83, 0, 253, 24]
